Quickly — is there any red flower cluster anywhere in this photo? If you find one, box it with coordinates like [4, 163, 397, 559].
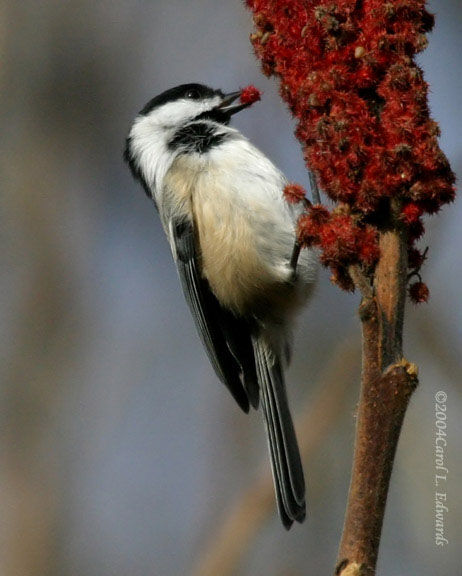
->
[245, 0, 455, 299]
[240, 84, 262, 105]
[298, 205, 380, 290]
[283, 182, 307, 204]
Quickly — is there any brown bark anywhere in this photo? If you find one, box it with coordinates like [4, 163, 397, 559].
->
[336, 229, 418, 575]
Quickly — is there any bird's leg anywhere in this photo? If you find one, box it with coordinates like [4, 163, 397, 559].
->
[290, 240, 301, 280]
[290, 174, 319, 280]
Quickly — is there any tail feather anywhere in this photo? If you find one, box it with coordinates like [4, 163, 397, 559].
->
[253, 337, 306, 528]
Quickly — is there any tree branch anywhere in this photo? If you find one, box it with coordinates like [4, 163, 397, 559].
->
[336, 229, 418, 575]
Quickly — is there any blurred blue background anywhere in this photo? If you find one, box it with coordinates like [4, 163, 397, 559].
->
[1, 1, 460, 575]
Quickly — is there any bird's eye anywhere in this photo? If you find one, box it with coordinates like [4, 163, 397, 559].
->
[186, 89, 201, 100]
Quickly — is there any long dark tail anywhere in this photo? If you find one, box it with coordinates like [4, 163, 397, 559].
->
[252, 337, 306, 529]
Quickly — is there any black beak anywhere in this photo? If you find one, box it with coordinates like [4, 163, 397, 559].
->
[217, 90, 251, 117]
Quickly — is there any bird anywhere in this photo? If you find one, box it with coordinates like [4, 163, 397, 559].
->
[124, 83, 317, 528]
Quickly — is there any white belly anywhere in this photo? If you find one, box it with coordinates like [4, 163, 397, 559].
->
[163, 139, 315, 318]
[193, 161, 297, 315]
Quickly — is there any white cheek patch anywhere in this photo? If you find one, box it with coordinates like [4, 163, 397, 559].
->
[127, 94, 224, 210]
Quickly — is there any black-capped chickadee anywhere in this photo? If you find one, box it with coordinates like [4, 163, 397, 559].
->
[124, 83, 317, 528]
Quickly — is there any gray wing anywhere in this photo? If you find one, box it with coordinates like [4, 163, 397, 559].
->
[171, 217, 259, 413]
[172, 217, 306, 528]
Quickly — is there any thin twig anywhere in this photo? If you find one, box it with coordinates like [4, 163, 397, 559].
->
[348, 264, 373, 300]
[308, 170, 321, 204]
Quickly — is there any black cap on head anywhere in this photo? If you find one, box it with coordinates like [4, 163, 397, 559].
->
[139, 83, 223, 116]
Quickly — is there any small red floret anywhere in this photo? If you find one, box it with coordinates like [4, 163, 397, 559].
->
[357, 227, 381, 267]
[308, 204, 331, 225]
[401, 203, 423, 225]
[297, 213, 321, 247]
[283, 183, 306, 204]
[297, 204, 331, 247]
[409, 281, 430, 304]
[240, 85, 262, 105]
